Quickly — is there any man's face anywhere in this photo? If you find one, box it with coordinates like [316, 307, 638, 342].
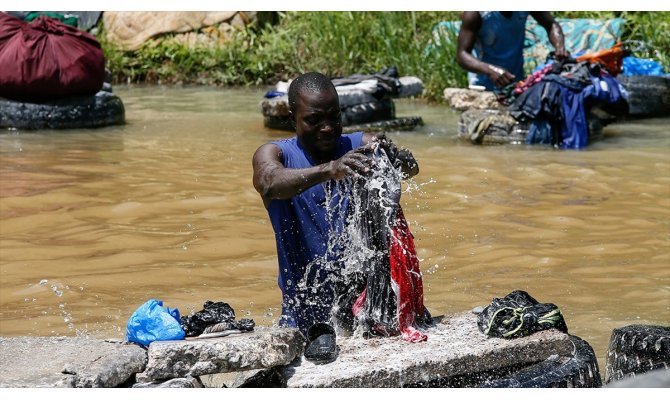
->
[293, 87, 342, 160]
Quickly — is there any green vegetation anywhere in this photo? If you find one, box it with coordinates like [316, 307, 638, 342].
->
[99, 11, 669, 102]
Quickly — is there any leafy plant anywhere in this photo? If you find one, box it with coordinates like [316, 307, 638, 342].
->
[97, 11, 669, 102]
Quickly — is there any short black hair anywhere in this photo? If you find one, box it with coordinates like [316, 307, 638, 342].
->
[288, 72, 337, 115]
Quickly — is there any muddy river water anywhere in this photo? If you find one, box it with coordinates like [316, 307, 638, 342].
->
[1, 86, 668, 374]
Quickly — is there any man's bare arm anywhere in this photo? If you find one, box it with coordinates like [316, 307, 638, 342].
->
[456, 11, 516, 87]
[252, 143, 374, 207]
[532, 12, 568, 60]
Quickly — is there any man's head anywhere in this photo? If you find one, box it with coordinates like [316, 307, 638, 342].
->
[288, 72, 342, 160]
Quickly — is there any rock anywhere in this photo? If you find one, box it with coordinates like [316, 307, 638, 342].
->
[280, 311, 574, 388]
[143, 327, 305, 380]
[132, 377, 203, 388]
[102, 11, 256, 51]
[458, 109, 522, 144]
[200, 368, 286, 388]
[0, 336, 146, 388]
[443, 88, 503, 111]
[198, 372, 238, 388]
[260, 95, 290, 118]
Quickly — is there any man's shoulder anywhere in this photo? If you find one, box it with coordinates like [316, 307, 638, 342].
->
[270, 136, 298, 148]
[341, 131, 364, 148]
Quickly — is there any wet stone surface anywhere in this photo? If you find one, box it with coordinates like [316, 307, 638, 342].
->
[0, 336, 146, 388]
[143, 327, 305, 380]
[280, 311, 574, 388]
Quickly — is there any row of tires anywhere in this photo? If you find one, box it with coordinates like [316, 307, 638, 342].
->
[477, 324, 669, 388]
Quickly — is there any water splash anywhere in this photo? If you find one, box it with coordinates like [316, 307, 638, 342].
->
[291, 143, 409, 336]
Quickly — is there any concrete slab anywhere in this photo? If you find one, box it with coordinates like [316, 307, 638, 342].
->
[281, 311, 574, 388]
[0, 336, 146, 388]
[143, 327, 305, 380]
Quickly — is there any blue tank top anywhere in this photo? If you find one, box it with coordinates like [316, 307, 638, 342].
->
[469, 11, 529, 91]
[267, 132, 364, 334]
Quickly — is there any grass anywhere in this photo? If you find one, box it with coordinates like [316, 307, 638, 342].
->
[98, 11, 669, 102]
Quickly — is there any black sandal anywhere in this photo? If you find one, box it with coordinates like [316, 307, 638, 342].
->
[304, 323, 337, 363]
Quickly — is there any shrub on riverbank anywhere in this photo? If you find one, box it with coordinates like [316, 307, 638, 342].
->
[99, 11, 669, 102]
[100, 11, 465, 100]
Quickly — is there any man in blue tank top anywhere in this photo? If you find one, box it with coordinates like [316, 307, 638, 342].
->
[252, 72, 419, 336]
[457, 11, 567, 91]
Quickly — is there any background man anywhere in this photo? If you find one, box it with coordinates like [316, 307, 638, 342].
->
[457, 11, 568, 90]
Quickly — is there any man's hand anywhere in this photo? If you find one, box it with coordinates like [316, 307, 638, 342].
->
[328, 148, 374, 181]
[370, 132, 419, 178]
[487, 65, 515, 88]
[371, 132, 399, 161]
[553, 46, 570, 61]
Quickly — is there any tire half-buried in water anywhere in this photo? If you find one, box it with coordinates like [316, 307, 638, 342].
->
[616, 75, 670, 118]
[1, 90, 125, 130]
[604, 324, 670, 384]
[480, 335, 602, 388]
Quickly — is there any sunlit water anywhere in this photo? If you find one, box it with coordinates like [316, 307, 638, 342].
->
[1, 86, 668, 376]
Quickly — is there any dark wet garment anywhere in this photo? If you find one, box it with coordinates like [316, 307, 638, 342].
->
[180, 300, 255, 336]
[508, 81, 563, 122]
[338, 145, 429, 342]
[477, 290, 568, 339]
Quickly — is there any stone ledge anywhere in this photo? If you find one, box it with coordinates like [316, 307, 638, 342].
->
[143, 327, 305, 380]
[281, 311, 573, 388]
[0, 337, 146, 388]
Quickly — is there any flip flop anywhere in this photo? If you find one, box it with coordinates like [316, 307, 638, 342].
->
[304, 323, 337, 363]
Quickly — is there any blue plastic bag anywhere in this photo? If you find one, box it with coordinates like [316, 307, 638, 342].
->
[126, 299, 185, 346]
[622, 57, 666, 76]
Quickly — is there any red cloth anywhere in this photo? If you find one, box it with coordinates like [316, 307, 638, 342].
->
[389, 207, 428, 342]
[351, 206, 428, 343]
[0, 13, 105, 102]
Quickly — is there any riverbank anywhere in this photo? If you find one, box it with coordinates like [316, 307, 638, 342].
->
[96, 11, 670, 101]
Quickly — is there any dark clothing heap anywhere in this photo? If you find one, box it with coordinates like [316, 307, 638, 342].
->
[477, 290, 568, 339]
[180, 300, 255, 337]
[508, 60, 628, 149]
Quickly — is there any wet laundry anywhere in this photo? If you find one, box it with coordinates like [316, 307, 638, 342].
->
[508, 59, 628, 148]
[335, 141, 431, 343]
[477, 290, 568, 339]
[180, 300, 255, 337]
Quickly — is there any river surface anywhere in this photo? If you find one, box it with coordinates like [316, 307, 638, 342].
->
[1, 86, 668, 375]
